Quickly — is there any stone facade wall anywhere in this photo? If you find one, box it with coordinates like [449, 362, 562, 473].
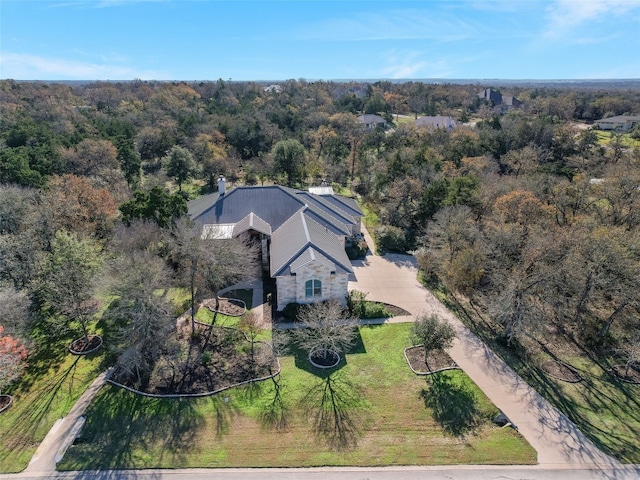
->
[275, 262, 349, 311]
[275, 275, 297, 311]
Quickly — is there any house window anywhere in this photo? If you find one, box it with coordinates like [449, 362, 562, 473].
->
[305, 279, 322, 298]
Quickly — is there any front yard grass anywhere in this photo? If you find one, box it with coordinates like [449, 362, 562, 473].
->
[0, 322, 106, 473]
[58, 323, 535, 470]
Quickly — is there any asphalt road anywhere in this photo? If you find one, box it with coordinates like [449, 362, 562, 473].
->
[2, 465, 640, 480]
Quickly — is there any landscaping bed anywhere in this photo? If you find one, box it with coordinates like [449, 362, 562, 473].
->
[405, 346, 458, 375]
[111, 325, 277, 396]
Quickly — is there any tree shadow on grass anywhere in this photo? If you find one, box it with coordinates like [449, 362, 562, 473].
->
[420, 372, 482, 437]
[60, 386, 205, 470]
[259, 375, 290, 432]
[2, 356, 82, 460]
[301, 371, 368, 451]
[522, 359, 640, 464]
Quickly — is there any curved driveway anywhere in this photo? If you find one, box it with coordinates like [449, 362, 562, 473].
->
[348, 227, 621, 468]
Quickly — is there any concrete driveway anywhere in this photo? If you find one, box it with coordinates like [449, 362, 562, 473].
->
[348, 227, 622, 469]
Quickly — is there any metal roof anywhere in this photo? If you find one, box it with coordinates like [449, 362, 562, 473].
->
[189, 185, 361, 279]
[296, 191, 355, 222]
[270, 210, 352, 277]
[308, 186, 335, 195]
[289, 247, 337, 274]
[232, 212, 272, 237]
[187, 192, 220, 219]
[188, 186, 305, 231]
[321, 194, 363, 217]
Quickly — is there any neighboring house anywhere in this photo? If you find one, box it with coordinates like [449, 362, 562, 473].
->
[356, 114, 387, 130]
[262, 84, 283, 93]
[595, 115, 640, 132]
[188, 178, 364, 311]
[477, 88, 522, 112]
[414, 116, 457, 131]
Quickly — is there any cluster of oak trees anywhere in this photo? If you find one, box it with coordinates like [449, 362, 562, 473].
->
[1, 78, 639, 387]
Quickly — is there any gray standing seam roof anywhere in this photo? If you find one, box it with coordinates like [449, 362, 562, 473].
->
[187, 192, 220, 219]
[188, 186, 305, 231]
[320, 194, 363, 218]
[295, 192, 356, 232]
[232, 212, 272, 237]
[188, 185, 360, 279]
[270, 210, 352, 277]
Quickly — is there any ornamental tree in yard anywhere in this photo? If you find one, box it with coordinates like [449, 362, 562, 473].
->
[410, 313, 456, 373]
[290, 300, 359, 362]
[0, 326, 28, 395]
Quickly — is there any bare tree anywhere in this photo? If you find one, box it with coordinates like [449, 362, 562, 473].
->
[290, 300, 359, 362]
[620, 331, 640, 379]
[0, 285, 32, 339]
[104, 250, 175, 386]
[238, 310, 262, 367]
[168, 218, 259, 332]
[42, 230, 102, 346]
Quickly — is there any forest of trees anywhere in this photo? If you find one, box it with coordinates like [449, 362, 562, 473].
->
[1, 78, 639, 388]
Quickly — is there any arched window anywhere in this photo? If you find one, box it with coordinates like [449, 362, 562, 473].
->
[305, 279, 322, 298]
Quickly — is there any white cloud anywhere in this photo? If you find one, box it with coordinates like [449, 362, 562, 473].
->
[379, 50, 455, 79]
[299, 9, 481, 43]
[543, 0, 640, 39]
[0, 52, 169, 80]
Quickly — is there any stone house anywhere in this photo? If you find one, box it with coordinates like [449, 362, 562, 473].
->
[187, 179, 363, 311]
[478, 88, 522, 113]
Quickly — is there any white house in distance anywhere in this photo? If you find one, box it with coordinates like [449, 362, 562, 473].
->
[414, 116, 457, 131]
[595, 115, 640, 132]
[187, 178, 364, 311]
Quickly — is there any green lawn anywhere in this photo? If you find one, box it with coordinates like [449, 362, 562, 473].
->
[594, 130, 640, 148]
[0, 322, 106, 473]
[58, 323, 535, 470]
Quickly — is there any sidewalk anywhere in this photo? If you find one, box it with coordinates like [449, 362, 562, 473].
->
[348, 226, 622, 468]
[24, 368, 113, 473]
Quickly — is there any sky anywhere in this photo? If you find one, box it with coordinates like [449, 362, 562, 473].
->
[1, 0, 639, 81]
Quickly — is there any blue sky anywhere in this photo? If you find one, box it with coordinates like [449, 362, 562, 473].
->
[1, 0, 639, 81]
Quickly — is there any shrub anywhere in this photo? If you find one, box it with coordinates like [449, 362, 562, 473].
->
[282, 302, 302, 322]
[345, 237, 368, 259]
[346, 290, 391, 319]
[374, 225, 407, 253]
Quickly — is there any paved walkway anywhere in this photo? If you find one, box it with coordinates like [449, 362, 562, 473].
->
[23, 368, 113, 473]
[348, 226, 622, 468]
